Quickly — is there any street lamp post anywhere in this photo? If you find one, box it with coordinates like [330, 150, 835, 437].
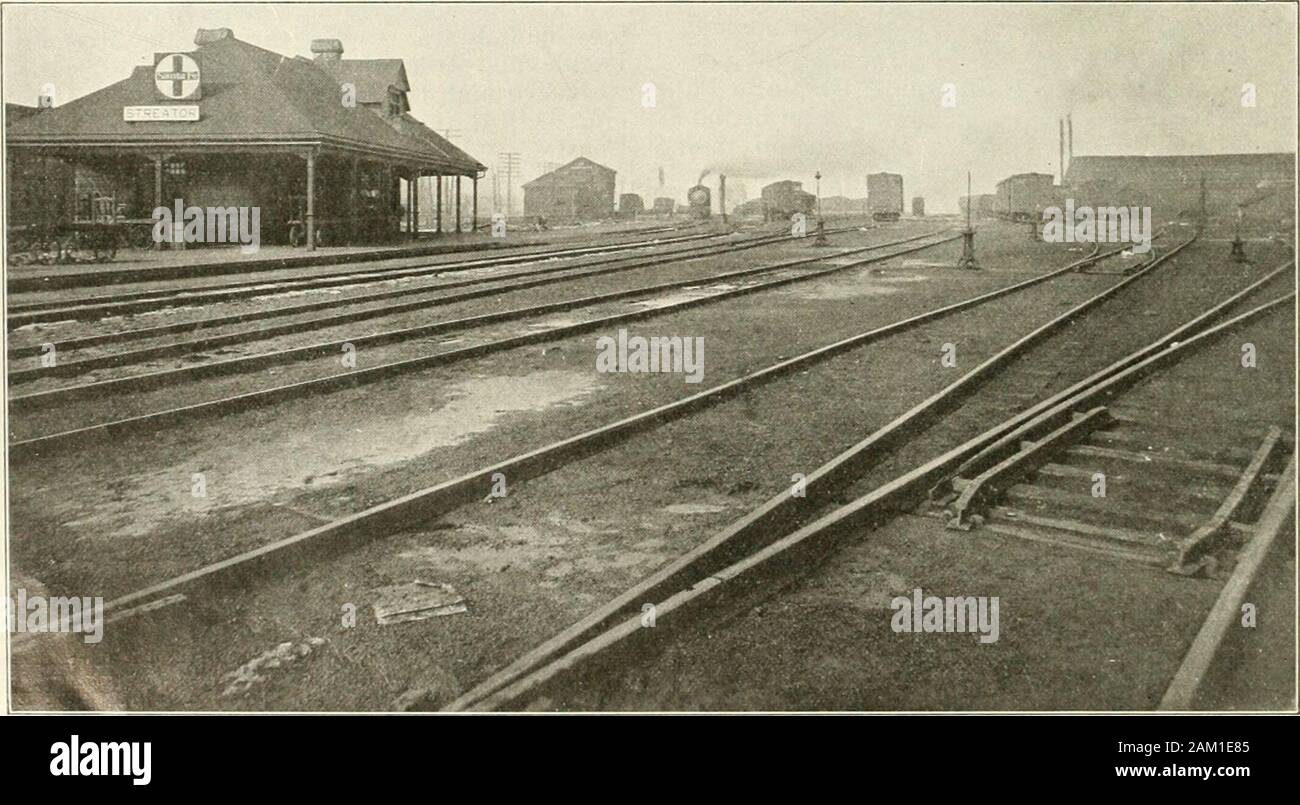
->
[958, 170, 980, 270]
[1231, 205, 1248, 262]
[814, 170, 828, 245]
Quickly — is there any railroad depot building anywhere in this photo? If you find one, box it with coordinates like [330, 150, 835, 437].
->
[4, 28, 485, 249]
[522, 157, 617, 223]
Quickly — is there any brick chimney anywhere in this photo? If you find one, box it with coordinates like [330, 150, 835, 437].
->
[194, 28, 234, 45]
[311, 39, 344, 62]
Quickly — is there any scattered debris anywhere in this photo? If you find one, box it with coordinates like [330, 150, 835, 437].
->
[221, 637, 326, 697]
[373, 581, 467, 625]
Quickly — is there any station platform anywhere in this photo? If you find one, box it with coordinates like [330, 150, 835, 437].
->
[4, 221, 689, 293]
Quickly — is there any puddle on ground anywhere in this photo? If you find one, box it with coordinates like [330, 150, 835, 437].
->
[527, 318, 584, 329]
[11, 321, 72, 334]
[875, 273, 929, 283]
[786, 270, 929, 300]
[389, 515, 648, 581]
[627, 288, 716, 309]
[51, 369, 602, 540]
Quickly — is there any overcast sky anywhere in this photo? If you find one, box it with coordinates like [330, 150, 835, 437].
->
[4, 2, 1296, 212]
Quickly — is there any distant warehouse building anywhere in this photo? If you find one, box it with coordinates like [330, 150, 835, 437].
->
[523, 157, 617, 223]
[1063, 153, 1295, 235]
[4, 28, 485, 249]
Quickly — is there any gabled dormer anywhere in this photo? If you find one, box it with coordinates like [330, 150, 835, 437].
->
[311, 38, 411, 119]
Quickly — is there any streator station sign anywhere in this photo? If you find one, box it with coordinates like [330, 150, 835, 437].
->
[124, 52, 201, 122]
[124, 106, 199, 122]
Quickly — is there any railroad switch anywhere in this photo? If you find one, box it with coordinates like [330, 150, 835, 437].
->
[813, 220, 829, 246]
[956, 228, 980, 270]
[1230, 235, 1249, 262]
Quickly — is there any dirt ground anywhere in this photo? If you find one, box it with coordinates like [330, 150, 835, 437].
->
[10, 225, 1290, 712]
[547, 308, 1296, 711]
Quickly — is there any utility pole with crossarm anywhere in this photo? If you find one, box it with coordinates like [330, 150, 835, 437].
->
[497, 152, 521, 218]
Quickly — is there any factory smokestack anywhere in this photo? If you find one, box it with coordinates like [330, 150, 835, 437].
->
[719, 174, 727, 223]
[1067, 113, 1073, 170]
[1059, 118, 1065, 185]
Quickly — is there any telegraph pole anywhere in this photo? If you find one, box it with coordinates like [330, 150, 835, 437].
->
[498, 152, 521, 218]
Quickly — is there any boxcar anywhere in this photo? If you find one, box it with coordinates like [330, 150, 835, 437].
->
[994, 173, 1056, 222]
[867, 172, 904, 221]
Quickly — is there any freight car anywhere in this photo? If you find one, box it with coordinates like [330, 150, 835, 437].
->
[867, 172, 904, 221]
[652, 197, 676, 216]
[994, 172, 1056, 222]
[731, 198, 766, 219]
[619, 193, 645, 219]
[687, 184, 712, 219]
[760, 180, 816, 222]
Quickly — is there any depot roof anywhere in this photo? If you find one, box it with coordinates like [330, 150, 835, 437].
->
[5, 31, 484, 175]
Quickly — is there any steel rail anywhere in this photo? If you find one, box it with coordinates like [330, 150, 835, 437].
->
[9, 235, 960, 456]
[466, 288, 1293, 711]
[448, 238, 1202, 709]
[6, 228, 718, 318]
[6, 228, 922, 382]
[6, 231, 739, 326]
[92, 234, 1104, 620]
[6, 225, 864, 347]
[9, 230, 948, 404]
[7, 233, 758, 354]
[1159, 450, 1297, 710]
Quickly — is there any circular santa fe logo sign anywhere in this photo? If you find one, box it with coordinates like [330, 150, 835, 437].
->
[154, 53, 201, 100]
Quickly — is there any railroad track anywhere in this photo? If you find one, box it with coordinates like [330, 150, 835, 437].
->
[8, 229, 958, 456]
[5, 227, 723, 324]
[4, 223, 877, 359]
[6, 226, 921, 386]
[4, 223, 698, 295]
[30, 235, 1285, 712]
[63, 236, 1135, 628]
[7, 221, 876, 333]
[443, 243, 1296, 711]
